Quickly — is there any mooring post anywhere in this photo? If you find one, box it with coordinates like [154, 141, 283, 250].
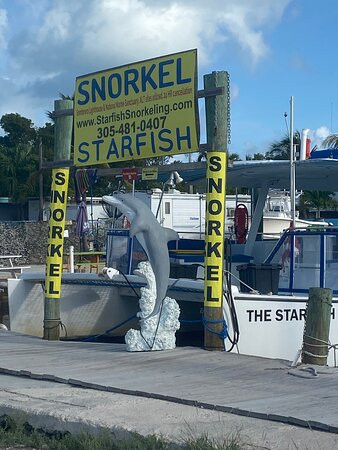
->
[203, 71, 229, 351]
[302, 287, 333, 365]
[43, 99, 73, 340]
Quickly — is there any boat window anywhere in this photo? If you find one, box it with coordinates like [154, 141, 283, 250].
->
[165, 202, 171, 214]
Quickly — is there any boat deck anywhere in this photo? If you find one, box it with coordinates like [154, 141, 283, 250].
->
[0, 332, 337, 434]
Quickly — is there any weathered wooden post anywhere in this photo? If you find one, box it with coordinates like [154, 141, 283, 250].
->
[43, 98, 73, 340]
[38, 138, 44, 221]
[203, 71, 229, 351]
[302, 287, 333, 365]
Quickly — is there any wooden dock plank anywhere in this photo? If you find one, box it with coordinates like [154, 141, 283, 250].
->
[0, 332, 337, 429]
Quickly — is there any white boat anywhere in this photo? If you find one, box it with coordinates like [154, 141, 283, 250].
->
[263, 190, 329, 238]
[7, 158, 338, 366]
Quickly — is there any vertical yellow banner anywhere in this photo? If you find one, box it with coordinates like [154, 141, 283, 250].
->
[204, 152, 226, 307]
[45, 168, 69, 298]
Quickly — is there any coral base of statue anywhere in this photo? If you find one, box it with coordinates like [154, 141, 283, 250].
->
[125, 262, 180, 351]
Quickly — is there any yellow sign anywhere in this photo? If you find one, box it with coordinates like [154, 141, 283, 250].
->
[45, 168, 69, 298]
[204, 152, 226, 307]
[142, 167, 158, 181]
[74, 50, 199, 166]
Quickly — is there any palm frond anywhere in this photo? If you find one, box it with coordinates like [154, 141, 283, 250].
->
[322, 134, 338, 149]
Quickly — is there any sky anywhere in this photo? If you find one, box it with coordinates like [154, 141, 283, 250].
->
[0, 0, 337, 159]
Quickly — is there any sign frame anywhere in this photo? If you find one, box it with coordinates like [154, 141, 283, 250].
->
[74, 49, 199, 166]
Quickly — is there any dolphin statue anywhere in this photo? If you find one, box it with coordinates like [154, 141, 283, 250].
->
[102, 194, 179, 320]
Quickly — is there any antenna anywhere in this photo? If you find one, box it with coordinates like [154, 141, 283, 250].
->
[284, 112, 289, 135]
[331, 102, 333, 133]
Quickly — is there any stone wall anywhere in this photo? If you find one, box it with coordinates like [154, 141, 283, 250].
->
[0, 222, 82, 265]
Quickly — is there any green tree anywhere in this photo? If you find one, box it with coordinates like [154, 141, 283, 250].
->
[0, 113, 42, 203]
[0, 143, 39, 201]
[0, 113, 36, 148]
[246, 153, 266, 160]
[265, 131, 301, 160]
[299, 191, 337, 219]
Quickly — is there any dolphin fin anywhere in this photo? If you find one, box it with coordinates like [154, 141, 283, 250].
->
[163, 227, 179, 242]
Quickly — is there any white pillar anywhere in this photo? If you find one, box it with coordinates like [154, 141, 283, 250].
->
[300, 128, 310, 161]
[69, 245, 75, 273]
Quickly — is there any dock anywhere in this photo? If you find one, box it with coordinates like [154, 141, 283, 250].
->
[0, 332, 338, 449]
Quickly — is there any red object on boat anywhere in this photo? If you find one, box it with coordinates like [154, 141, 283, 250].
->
[234, 204, 249, 244]
[306, 138, 311, 159]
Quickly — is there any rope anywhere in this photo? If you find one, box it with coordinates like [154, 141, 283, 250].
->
[180, 316, 228, 341]
[43, 319, 68, 338]
[223, 269, 259, 294]
[83, 314, 137, 342]
[302, 334, 338, 367]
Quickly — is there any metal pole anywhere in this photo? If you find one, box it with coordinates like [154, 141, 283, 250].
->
[129, 177, 136, 274]
[69, 246, 75, 274]
[290, 96, 296, 227]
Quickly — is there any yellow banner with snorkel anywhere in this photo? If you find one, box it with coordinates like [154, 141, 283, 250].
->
[204, 152, 226, 307]
[45, 168, 69, 298]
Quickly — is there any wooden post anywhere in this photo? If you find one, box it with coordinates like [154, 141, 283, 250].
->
[38, 138, 44, 221]
[302, 287, 332, 365]
[43, 99, 73, 340]
[203, 71, 229, 351]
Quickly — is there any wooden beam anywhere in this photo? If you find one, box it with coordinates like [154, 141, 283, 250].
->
[41, 146, 210, 171]
[41, 159, 74, 169]
[197, 87, 224, 99]
[50, 108, 74, 119]
[97, 160, 206, 177]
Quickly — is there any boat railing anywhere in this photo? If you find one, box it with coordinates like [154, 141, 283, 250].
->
[264, 226, 338, 295]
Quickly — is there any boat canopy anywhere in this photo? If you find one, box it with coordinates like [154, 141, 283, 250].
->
[160, 158, 338, 192]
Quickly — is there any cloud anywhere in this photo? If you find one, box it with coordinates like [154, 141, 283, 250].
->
[231, 83, 240, 101]
[309, 126, 331, 149]
[0, 8, 7, 49]
[1, 0, 291, 125]
[10, 0, 292, 73]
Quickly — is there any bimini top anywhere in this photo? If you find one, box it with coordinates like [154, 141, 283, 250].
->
[227, 158, 338, 190]
[158, 158, 338, 192]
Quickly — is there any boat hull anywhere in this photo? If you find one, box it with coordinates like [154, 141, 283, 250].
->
[8, 273, 338, 366]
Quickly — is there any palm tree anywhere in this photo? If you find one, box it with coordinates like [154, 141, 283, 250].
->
[265, 131, 301, 160]
[321, 134, 338, 149]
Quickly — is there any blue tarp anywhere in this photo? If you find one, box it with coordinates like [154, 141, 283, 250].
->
[310, 149, 338, 159]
